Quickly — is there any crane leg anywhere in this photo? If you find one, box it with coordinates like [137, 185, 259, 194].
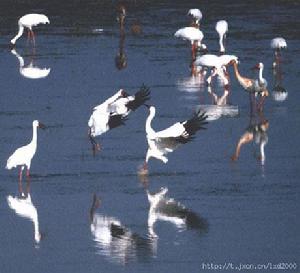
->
[18, 166, 24, 194]
[31, 30, 36, 47]
[26, 168, 30, 180]
[19, 167, 23, 183]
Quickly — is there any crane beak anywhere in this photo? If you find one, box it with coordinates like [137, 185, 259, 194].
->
[121, 89, 129, 97]
[38, 122, 46, 129]
[251, 63, 260, 70]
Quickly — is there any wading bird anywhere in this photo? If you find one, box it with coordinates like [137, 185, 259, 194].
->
[215, 20, 228, 54]
[174, 27, 205, 60]
[270, 37, 287, 68]
[139, 106, 207, 175]
[6, 120, 45, 182]
[230, 60, 269, 110]
[195, 54, 238, 86]
[10, 13, 50, 47]
[88, 85, 150, 153]
[188, 9, 203, 28]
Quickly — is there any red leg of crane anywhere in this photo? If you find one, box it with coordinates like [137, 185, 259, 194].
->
[31, 30, 36, 47]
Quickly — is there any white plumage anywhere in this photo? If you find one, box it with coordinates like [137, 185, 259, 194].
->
[11, 49, 51, 79]
[139, 106, 207, 173]
[7, 194, 41, 243]
[174, 27, 204, 44]
[10, 13, 50, 46]
[195, 54, 238, 85]
[270, 37, 287, 50]
[6, 120, 45, 180]
[146, 187, 208, 238]
[187, 9, 203, 23]
[215, 20, 228, 53]
[89, 194, 155, 262]
[88, 86, 150, 151]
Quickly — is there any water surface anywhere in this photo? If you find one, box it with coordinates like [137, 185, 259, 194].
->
[0, 1, 299, 272]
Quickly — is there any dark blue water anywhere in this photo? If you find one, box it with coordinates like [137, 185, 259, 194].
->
[0, 1, 299, 272]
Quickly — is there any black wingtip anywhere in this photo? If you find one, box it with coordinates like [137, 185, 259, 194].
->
[108, 114, 127, 129]
[181, 109, 208, 140]
[126, 84, 151, 111]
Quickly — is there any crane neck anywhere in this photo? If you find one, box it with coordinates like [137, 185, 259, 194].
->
[11, 24, 24, 45]
[31, 125, 38, 148]
[232, 61, 244, 83]
[145, 109, 156, 137]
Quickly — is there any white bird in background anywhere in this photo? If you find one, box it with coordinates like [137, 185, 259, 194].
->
[139, 106, 207, 174]
[146, 187, 208, 238]
[174, 27, 204, 44]
[195, 54, 238, 86]
[215, 20, 228, 54]
[270, 37, 287, 68]
[88, 85, 150, 153]
[7, 193, 41, 244]
[174, 27, 206, 60]
[6, 120, 45, 182]
[11, 49, 51, 79]
[187, 9, 203, 28]
[270, 37, 287, 51]
[10, 13, 50, 47]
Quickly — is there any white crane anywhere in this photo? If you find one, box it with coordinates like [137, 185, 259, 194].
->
[215, 20, 228, 54]
[187, 9, 203, 28]
[174, 27, 206, 60]
[88, 85, 150, 153]
[139, 106, 207, 174]
[195, 54, 238, 86]
[10, 13, 50, 47]
[270, 37, 287, 51]
[6, 120, 45, 182]
[270, 37, 287, 68]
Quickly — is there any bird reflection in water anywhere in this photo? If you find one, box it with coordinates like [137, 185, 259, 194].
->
[146, 187, 208, 238]
[89, 194, 156, 264]
[7, 177, 43, 245]
[115, 3, 127, 70]
[207, 84, 230, 106]
[11, 48, 51, 79]
[231, 110, 269, 165]
[196, 84, 239, 122]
